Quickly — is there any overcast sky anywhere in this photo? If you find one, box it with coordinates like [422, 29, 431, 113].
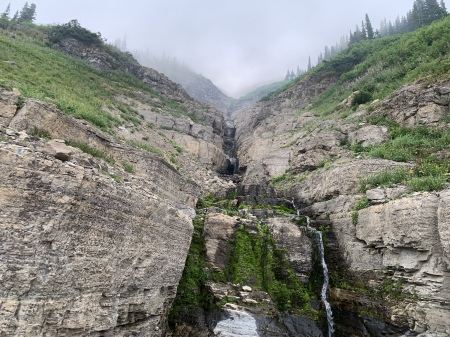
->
[5, 0, 416, 97]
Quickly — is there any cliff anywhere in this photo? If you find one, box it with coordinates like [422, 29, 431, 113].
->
[0, 22, 232, 336]
[230, 18, 450, 335]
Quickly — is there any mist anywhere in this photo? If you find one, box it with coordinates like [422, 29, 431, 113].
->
[6, 0, 416, 97]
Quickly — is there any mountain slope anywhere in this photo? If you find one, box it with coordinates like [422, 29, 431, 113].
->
[232, 15, 450, 335]
[0, 22, 234, 336]
[135, 54, 234, 112]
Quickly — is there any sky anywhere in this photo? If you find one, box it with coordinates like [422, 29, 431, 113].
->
[5, 0, 416, 97]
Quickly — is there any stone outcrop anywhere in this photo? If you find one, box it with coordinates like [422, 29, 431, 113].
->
[288, 159, 411, 206]
[0, 131, 194, 336]
[268, 218, 313, 278]
[233, 74, 340, 184]
[380, 79, 450, 127]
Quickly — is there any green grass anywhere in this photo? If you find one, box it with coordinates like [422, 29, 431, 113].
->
[0, 27, 192, 131]
[170, 140, 184, 153]
[65, 140, 115, 165]
[281, 15, 450, 115]
[359, 159, 449, 193]
[122, 162, 135, 174]
[129, 141, 164, 157]
[270, 172, 307, 190]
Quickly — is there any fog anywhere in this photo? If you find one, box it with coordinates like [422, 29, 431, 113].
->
[6, 0, 415, 97]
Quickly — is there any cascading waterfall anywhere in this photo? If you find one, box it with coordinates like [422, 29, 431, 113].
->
[293, 199, 334, 337]
[306, 216, 334, 337]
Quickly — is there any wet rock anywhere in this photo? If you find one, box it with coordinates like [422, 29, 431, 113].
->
[204, 213, 239, 269]
[268, 218, 313, 277]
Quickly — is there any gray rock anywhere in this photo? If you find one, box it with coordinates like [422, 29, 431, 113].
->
[348, 125, 389, 147]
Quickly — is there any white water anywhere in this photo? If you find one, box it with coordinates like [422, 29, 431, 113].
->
[307, 216, 335, 337]
[293, 199, 334, 337]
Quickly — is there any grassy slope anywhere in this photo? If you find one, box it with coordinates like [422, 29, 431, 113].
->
[0, 26, 185, 131]
[263, 15, 450, 111]
[267, 16, 450, 193]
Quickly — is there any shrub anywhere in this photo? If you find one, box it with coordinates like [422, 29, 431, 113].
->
[352, 90, 372, 106]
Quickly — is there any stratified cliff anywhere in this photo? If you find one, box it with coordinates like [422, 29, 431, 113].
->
[231, 18, 450, 335]
[0, 22, 232, 336]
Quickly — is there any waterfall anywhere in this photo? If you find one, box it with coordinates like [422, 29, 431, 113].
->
[307, 216, 335, 337]
[293, 200, 335, 337]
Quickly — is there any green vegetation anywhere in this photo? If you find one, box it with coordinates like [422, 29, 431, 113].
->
[378, 278, 406, 300]
[169, 215, 211, 324]
[299, 15, 450, 115]
[351, 211, 359, 225]
[226, 224, 314, 315]
[99, 169, 123, 182]
[48, 20, 102, 46]
[29, 126, 51, 139]
[270, 172, 307, 190]
[65, 140, 115, 165]
[122, 162, 135, 174]
[348, 124, 450, 192]
[354, 197, 370, 210]
[359, 167, 409, 192]
[0, 21, 193, 133]
[129, 141, 164, 157]
[170, 139, 184, 153]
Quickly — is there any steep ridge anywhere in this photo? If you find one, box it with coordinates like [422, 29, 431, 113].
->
[0, 24, 234, 336]
[231, 17, 450, 336]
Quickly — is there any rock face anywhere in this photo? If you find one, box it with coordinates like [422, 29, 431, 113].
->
[268, 218, 313, 278]
[380, 79, 450, 127]
[0, 137, 194, 336]
[231, 71, 450, 335]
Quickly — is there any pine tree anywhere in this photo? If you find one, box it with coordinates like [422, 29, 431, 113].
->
[440, 0, 448, 14]
[0, 3, 10, 29]
[18, 2, 36, 23]
[1, 3, 10, 18]
[324, 46, 330, 60]
[307, 56, 311, 71]
[285, 70, 291, 81]
[11, 10, 18, 21]
[290, 70, 295, 80]
[425, 0, 444, 22]
[365, 14, 374, 39]
[411, 1, 424, 28]
[361, 21, 367, 40]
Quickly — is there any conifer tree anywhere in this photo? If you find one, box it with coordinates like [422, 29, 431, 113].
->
[10, 9, 17, 21]
[361, 21, 367, 39]
[440, 0, 448, 14]
[18, 2, 36, 23]
[0, 3, 10, 29]
[307, 56, 311, 71]
[1, 3, 10, 18]
[365, 14, 374, 39]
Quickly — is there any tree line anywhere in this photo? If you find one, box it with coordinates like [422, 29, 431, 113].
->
[0, 2, 37, 29]
[284, 0, 448, 80]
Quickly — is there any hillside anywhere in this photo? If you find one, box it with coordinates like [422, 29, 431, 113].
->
[0, 21, 234, 336]
[2, 8, 450, 337]
[134, 53, 234, 112]
[232, 14, 450, 335]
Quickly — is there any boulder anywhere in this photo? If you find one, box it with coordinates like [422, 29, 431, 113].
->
[348, 125, 389, 147]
